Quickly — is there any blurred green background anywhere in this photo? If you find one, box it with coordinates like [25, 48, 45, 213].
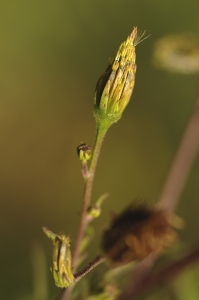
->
[0, 1, 199, 299]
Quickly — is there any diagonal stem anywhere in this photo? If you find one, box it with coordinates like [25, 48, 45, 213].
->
[158, 91, 199, 211]
[74, 255, 105, 282]
[72, 125, 108, 271]
[117, 245, 199, 300]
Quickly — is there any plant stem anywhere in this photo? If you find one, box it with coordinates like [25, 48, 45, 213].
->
[74, 255, 105, 282]
[72, 124, 108, 271]
[158, 91, 199, 211]
[60, 124, 108, 300]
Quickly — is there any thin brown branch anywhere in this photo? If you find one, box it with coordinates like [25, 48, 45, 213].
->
[117, 245, 199, 300]
[158, 90, 199, 211]
[74, 255, 105, 282]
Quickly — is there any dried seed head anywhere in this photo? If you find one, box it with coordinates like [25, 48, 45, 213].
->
[101, 203, 183, 265]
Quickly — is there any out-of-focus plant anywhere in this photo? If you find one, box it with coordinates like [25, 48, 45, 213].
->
[152, 32, 199, 74]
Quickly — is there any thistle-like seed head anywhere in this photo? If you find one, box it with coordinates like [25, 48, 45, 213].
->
[94, 27, 138, 128]
[101, 202, 183, 265]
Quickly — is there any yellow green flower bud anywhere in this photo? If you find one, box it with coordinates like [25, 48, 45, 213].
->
[42, 226, 74, 288]
[77, 143, 92, 161]
[94, 27, 138, 128]
[87, 205, 101, 219]
[87, 193, 108, 222]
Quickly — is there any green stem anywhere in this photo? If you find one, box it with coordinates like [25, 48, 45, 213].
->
[72, 123, 108, 271]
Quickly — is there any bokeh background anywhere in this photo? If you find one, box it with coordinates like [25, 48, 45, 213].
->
[0, 1, 199, 299]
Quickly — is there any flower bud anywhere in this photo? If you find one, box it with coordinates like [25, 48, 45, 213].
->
[101, 203, 183, 265]
[77, 143, 92, 161]
[42, 226, 74, 288]
[87, 205, 101, 219]
[94, 27, 138, 127]
[86, 193, 108, 222]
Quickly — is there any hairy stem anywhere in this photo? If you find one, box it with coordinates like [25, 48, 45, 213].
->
[74, 255, 105, 282]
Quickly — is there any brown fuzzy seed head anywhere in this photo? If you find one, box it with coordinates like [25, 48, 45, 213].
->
[101, 203, 181, 265]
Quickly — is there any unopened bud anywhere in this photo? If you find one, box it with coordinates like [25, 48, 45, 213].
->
[87, 205, 101, 219]
[94, 27, 141, 128]
[87, 193, 108, 222]
[77, 143, 92, 161]
[42, 226, 74, 288]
